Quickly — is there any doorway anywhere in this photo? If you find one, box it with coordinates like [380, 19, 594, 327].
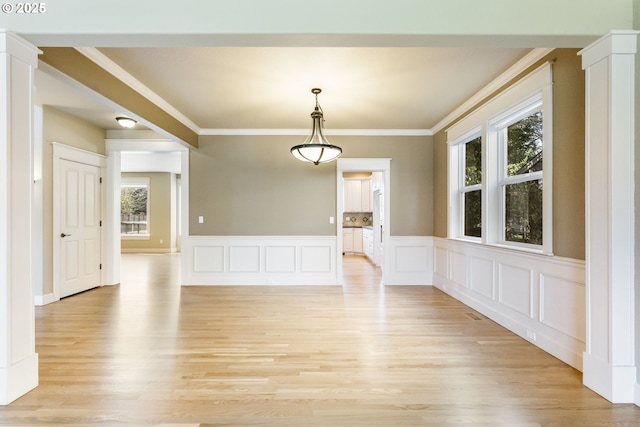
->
[336, 158, 391, 286]
[106, 138, 189, 289]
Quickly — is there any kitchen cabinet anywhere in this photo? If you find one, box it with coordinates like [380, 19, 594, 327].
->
[353, 228, 363, 253]
[344, 180, 360, 212]
[342, 228, 353, 253]
[344, 178, 372, 212]
[362, 227, 374, 261]
[361, 179, 371, 212]
[343, 227, 365, 254]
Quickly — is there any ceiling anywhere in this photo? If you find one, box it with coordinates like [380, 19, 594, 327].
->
[34, 46, 531, 135]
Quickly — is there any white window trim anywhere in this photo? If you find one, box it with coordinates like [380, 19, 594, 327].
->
[450, 127, 483, 243]
[121, 176, 151, 240]
[447, 62, 553, 255]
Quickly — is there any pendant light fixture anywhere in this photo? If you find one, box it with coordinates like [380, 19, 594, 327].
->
[290, 88, 342, 165]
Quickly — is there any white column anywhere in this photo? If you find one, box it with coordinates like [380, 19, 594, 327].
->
[104, 151, 121, 286]
[0, 30, 40, 404]
[580, 30, 638, 403]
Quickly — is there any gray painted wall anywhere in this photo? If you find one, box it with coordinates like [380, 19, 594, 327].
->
[190, 135, 432, 236]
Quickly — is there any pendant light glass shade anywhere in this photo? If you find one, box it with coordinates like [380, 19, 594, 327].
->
[291, 88, 342, 165]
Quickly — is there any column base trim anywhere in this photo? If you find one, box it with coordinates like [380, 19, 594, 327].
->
[583, 352, 637, 403]
[0, 353, 39, 405]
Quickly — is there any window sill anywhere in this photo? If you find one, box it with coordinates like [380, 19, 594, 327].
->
[447, 237, 553, 257]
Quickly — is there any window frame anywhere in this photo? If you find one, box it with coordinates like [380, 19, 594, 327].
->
[120, 177, 151, 240]
[455, 130, 483, 242]
[447, 62, 553, 255]
[493, 98, 545, 249]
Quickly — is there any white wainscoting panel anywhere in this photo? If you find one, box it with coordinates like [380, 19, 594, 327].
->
[301, 246, 332, 273]
[433, 237, 585, 371]
[265, 246, 296, 273]
[193, 245, 224, 272]
[450, 251, 467, 287]
[498, 264, 533, 318]
[469, 256, 495, 299]
[229, 246, 260, 272]
[184, 236, 337, 285]
[385, 237, 433, 285]
[540, 274, 586, 341]
[434, 246, 448, 278]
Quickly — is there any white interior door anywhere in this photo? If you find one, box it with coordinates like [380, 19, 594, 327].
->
[59, 159, 101, 298]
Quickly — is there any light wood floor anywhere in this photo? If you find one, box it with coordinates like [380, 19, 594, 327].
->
[2, 254, 639, 426]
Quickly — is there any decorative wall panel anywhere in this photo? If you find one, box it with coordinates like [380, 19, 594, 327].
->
[540, 274, 586, 341]
[385, 237, 433, 285]
[184, 236, 336, 285]
[498, 264, 533, 317]
[265, 246, 296, 272]
[301, 246, 331, 273]
[193, 245, 224, 272]
[229, 246, 260, 272]
[470, 256, 494, 299]
[450, 251, 467, 287]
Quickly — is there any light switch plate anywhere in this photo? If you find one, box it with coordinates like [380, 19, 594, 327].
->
[198, 216, 204, 224]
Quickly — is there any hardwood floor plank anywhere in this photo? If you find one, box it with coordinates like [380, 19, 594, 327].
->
[0, 253, 638, 426]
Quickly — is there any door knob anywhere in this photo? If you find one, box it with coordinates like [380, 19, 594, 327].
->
[60, 233, 71, 238]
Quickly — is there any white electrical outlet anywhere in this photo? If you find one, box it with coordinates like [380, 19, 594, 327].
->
[198, 216, 204, 224]
[160, 239, 163, 244]
[329, 216, 334, 224]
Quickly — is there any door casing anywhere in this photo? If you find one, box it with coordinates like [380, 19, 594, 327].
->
[336, 158, 391, 285]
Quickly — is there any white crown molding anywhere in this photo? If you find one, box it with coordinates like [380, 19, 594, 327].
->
[199, 128, 433, 137]
[75, 47, 201, 134]
[431, 47, 555, 135]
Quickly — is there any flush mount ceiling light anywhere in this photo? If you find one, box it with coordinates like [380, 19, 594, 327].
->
[116, 116, 137, 128]
[290, 88, 342, 165]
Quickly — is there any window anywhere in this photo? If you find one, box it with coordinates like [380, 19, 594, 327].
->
[121, 177, 150, 238]
[447, 62, 552, 254]
[461, 135, 482, 238]
[499, 107, 543, 245]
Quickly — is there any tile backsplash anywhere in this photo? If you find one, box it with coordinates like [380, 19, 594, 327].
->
[343, 212, 373, 227]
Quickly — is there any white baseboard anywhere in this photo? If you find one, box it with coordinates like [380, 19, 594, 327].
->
[0, 353, 38, 405]
[34, 293, 56, 306]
